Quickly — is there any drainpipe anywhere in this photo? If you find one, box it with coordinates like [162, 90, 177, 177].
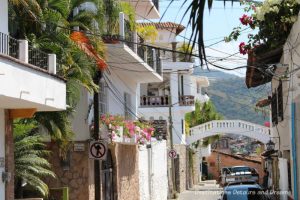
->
[291, 102, 298, 200]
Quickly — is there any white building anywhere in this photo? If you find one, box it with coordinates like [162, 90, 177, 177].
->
[0, 0, 66, 199]
[270, 13, 300, 200]
[56, 1, 169, 200]
[138, 22, 210, 144]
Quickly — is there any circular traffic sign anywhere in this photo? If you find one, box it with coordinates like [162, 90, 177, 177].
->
[168, 149, 177, 159]
[90, 142, 106, 159]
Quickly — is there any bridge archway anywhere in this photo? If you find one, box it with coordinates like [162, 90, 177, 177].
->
[186, 120, 270, 145]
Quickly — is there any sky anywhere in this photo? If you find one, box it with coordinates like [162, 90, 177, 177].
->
[145, 0, 260, 77]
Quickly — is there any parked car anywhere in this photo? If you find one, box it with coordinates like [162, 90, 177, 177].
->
[220, 166, 259, 186]
[220, 184, 271, 200]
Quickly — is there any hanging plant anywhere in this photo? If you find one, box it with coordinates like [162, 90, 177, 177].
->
[226, 0, 300, 55]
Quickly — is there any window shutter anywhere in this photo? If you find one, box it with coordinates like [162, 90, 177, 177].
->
[277, 81, 284, 122]
[271, 91, 278, 126]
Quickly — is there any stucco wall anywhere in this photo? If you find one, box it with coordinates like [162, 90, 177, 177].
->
[111, 144, 140, 200]
[174, 144, 188, 192]
[106, 69, 138, 118]
[138, 140, 168, 200]
[0, 57, 66, 111]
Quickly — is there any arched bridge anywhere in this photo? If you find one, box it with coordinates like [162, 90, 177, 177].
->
[186, 120, 271, 145]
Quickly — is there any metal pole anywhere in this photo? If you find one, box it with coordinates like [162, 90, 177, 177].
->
[169, 104, 176, 196]
[94, 70, 102, 200]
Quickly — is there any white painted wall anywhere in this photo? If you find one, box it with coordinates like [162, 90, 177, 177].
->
[106, 69, 138, 118]
[0, 0, 8, 34]
[72, 88, 90, 141]
[279, 158, 289, 200]
[139, 140, 168, 200]
[156, 30, 177, 45]
[0, 109, 5, 200]
[0, 57, 66, 111]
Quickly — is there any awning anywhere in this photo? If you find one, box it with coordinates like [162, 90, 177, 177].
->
[245, 47, 282, 88]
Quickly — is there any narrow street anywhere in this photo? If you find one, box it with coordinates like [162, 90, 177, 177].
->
[178, 181, 222, 200]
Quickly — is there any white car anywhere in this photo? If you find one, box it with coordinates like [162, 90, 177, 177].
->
[221, 166, 259, 186]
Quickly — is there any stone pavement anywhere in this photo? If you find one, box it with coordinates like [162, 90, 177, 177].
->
[178, 180, 223, 200]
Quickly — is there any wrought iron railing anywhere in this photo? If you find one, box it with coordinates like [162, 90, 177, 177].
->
[179, 95, 195, 106]
[146, 46, 154, 68]
[156, 49, 162, 75]
[0, 32, 19, 59]
[28, 44, 48, 70]
[140, 96, 170, 107]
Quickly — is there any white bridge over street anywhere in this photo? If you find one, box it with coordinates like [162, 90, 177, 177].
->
[186, 120, 271, 145]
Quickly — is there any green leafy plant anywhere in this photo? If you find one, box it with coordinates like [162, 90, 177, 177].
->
[177, 43, 193, 62]
[14, 120, 55, 198]
[136, 25, 158, 43]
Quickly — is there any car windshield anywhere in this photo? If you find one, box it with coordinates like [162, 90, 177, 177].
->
[231, 167, 251, 173]
[223, 188, 266, 200]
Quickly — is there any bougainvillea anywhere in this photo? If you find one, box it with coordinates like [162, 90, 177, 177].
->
[100, 114, 154, 145]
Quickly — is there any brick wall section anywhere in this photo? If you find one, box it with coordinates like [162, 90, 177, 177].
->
[111, 143, 140, 200]
[206, 150, 263, 184]
[45, 142, 90, 200]
[5, 110, 14, 200]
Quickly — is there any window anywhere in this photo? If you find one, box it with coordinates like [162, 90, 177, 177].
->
[99, 80, 107, 115]
[271, 81, 284, 126]
[124, 92, 132, 120]
[197, 84, 201, 94]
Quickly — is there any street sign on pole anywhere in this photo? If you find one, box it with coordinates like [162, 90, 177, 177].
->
[168, 149, 178, 159]
[89, 141, 107, 160]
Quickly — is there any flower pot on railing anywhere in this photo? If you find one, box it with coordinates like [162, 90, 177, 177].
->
[111, 126, 123, 143]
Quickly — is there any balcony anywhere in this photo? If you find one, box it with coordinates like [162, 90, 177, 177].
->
[102, 13, 163, 83]
[140, 95, 195, 107]
[140, 95, 170, 107]
[179, 95, 195, 106]
[0, 32, 66, 111]
[0, 32, 56, 73]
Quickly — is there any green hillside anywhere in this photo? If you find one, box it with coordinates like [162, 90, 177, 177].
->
[205, 76, 270, 125]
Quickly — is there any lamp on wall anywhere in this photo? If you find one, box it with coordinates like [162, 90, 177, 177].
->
[266, 140, 275, 151]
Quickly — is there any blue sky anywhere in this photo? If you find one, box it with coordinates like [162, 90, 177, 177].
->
[149, 0, 260, 77]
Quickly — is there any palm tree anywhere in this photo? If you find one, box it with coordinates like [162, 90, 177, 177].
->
[14, 120, 55, 198]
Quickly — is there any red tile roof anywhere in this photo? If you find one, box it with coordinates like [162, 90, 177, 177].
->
[138, 22, 185, 35]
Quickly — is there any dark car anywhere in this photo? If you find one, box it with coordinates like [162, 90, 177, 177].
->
[220, 184, 271, 200]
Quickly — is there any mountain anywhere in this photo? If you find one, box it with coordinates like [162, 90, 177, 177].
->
[197, 70, 270, 125]
[193, 68, 239, 80]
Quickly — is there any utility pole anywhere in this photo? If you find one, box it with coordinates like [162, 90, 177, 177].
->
[93, 70, 102, 200]
[168, 103, 177, 196]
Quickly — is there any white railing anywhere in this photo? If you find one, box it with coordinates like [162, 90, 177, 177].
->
[187, 120, 270, 144]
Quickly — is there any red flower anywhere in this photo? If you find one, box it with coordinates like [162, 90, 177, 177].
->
[239, 42, 248, 55]
[239, 14, 254, 27]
